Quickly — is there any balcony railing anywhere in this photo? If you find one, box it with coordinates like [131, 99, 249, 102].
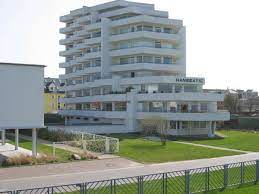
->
[111, 45, 178, 51]
[111, 28, 178, 36]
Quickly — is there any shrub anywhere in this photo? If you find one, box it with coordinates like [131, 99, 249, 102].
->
[80, 151, 98, 160]
[3, 154, 57, 167]
[38, 128, 76, 142]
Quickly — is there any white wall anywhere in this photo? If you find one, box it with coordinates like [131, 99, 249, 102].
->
[0, 64, 44, 129]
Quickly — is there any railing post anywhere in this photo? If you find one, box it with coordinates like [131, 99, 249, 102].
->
[138, 176, 143, 194]
[105, 137, 110, 154]
[163, 173, 167, 194]
[241, 162, 244, 185]
[52, 142, 56, 157]
[113, 179, 116, 194]
[185, 170, 190, 194]
[205, 167, 210, 192]
[256, 160, 259, 183]
[79, 183, 85, 194]
[224, 164, 229, 188]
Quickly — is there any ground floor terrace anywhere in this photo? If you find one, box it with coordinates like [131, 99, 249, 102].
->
[0, 128, 38, 158]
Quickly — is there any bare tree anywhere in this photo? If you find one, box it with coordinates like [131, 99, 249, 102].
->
[141, 117, 169, 145]
[247, 98, 255, 113]
[224, 93, 239, 113]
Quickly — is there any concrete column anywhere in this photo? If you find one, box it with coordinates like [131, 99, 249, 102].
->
[181, 85, 184, 93]
[15, 129, 19, 150]
[65, 117, 68, 125]
[188, 103, 192, 113]
[208, 121, 214, 138]
[197, 103, 201, 112]
[112, 102, 115, 111]
[172, 85, 175, 93]
[179, 121, 183, 129]
[32, 128, 37, 157]
[1, 130, 6, 145]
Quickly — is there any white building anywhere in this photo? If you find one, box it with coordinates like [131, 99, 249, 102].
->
[59, 0, 230, 136]
[0, 62, 45, 156]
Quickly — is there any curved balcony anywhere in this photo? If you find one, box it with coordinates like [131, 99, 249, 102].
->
[111, 15, 183, 28]
[110, 46, 179, 57]
[120, 76, 204, 86]
[137, 92, 224, 102]
[60, 94, 127, 104]
[76, 52, 101, 62]
[59, 67, 101, 80]
[59, 110, 127, 119]
[110, 31, 179, 42]
[111, 63, 184, 73]
[137, 111, 230, 121]
[62, 78, 113, 91]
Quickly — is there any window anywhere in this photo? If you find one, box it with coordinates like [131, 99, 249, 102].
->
[84, 61, 91, 68]
[155, 27, 161, 32]
[129, 57, 135, 64]
[201, 103, 208, 112]
[143, 25, 153, 32]
[136, 25, 142, 31]
[119, 27, 129, 34]
[136, 56, 143, 63]
[164, 27, 172, 34]
[120, 57, 128, 65]
[131, 26, 135, 32]
[93, 58, 101, 66]
[120, 41, 129, 49]
[164, 56, 173, 64]
[170, 121, 177, 129]
[131, 72, 135, 78]
[200, 121, 207, 128]
[155, 41, 161, 48]
[92, 31, 101, 38]
[182, 121, 189, 129]
[155, 57, 161, 64]
[143, 56, 153, 63]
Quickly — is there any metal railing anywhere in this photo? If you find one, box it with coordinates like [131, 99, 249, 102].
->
[1, 160, 259, 194]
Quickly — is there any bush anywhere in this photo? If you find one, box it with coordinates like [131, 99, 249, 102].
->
[3, 154, 57, 167]
[80, 151, 98, 160]
[38, 128, 76, 142]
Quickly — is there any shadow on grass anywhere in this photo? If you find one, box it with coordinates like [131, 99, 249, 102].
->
[129, 144, 166, 150]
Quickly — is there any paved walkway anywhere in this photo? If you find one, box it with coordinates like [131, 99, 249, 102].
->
[175, 141, 253, 154]
[1, 153, 259, 191]
[0, 143, 32, 164]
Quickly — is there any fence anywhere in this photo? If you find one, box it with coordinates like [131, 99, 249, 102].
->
[52, 131, 119, 156]
[1, 160, 259, 194]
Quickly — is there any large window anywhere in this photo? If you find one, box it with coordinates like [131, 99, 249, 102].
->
[136, 56, 143, 63]
[143, 56, 153, 63]
[164, 56, 173, 64]
[155, 57, 162, 64]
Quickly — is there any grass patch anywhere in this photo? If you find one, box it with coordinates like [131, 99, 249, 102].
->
[8, 139, 72, 163]
[208, 184, 259, 193]
[190, 130, 259, 152]
[112, 134, 240, 163]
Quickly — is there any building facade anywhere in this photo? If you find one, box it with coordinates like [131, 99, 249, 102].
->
[59, 0, 229, 136]
[44, 78, 65, 114]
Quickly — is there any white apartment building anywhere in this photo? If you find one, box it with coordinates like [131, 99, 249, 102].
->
[59, 0, 230, 136]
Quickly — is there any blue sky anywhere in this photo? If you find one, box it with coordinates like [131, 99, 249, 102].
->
[1, 0, 259, 91]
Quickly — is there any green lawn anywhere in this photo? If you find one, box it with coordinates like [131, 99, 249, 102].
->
[209, 184, 259, 194]
[8, 139, 72, 162]
[191, 130, 259, 152]
[113, 134, 240, 163]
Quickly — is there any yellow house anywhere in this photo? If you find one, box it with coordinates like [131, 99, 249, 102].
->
[44, 79, 65, 114]
[44, 92, 65, 114]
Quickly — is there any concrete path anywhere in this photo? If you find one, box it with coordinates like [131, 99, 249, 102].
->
[1, 153, 259, 191]
[175, 141, 253, 154]
[0, 143, 32, 163]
